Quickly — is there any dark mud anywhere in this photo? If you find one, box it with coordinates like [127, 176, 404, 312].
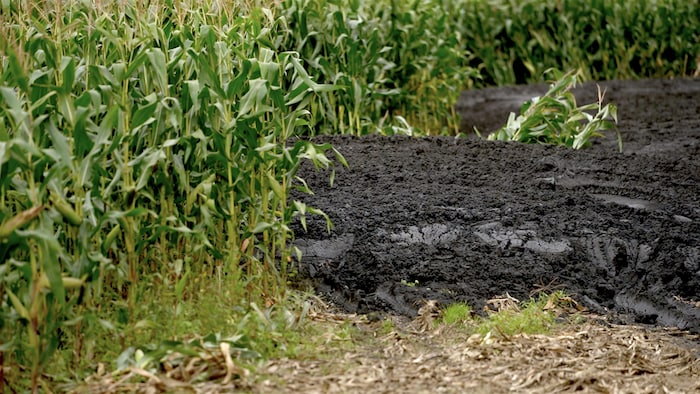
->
[292, 78, 700, 333]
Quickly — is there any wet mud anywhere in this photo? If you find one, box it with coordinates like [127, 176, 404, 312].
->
[292, 78, 700, 332]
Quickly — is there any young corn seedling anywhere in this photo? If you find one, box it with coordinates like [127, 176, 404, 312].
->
[487, 69, 621, 151]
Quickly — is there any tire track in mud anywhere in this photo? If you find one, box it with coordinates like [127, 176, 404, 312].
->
[292, 78, 700, 333]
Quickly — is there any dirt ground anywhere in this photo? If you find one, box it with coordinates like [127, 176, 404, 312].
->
[255, 306, 700, 394]
[82, 304, 700, 393]
[293, 77, 700, 333]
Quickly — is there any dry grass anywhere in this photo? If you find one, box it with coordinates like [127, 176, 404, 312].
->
[257, 315, 699, 394]
[74, 301, 699, 394]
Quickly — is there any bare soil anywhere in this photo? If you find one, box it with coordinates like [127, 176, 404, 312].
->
[293, 77, 700, 333]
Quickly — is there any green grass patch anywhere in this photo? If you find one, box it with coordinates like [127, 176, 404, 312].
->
[441, 302, 473, 326]
[476, 298, 557, 337]
[439, 292, 573, 337]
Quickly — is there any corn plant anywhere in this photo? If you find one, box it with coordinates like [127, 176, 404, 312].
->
[486, 69, 620, 151]
[280, 0, 478, 136]
[462, 0, 700, 86]
[0, 1, 345, 391]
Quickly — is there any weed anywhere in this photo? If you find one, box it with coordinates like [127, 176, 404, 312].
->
[477, 299, 556, 337]
[400, 279, 419, 287]
[380, 318, 395, 334]
[440, 302, 473, 325]
[436, 292, 575, 337]
[476, 292, 573, 337]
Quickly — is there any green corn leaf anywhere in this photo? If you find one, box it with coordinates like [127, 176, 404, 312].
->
[331, 146, 349, 167]
[285, 80, 311, 106]
[252, 222, 273, 234]
[284, 53, 341, 93]
[125, 51, 150, 82]
[238, 79, 268, 118]
[98, 106, 120, 142]
[132, 100, 159, 130]
[130, 148, 166, 191]
[6, 288, 29, 320]
[29, 90, 57, 114]
[48, 121, 75, 171]
[266, 173, 285, 200]
[57, 94, 77, 128]
[16, 225, 66, 304]
[0, 141, 7, 172]
[147, 48, 168, 93]
[59, 57, 76, 95]
[172, 153, 188, 193]
[73, 104, 95, 159]
[111, 62, 127, 85]
[183, 80, 201, 113]
[0, 87, 27, 126]
[175, 267, 190, 300]
[5, 46, 29, 93]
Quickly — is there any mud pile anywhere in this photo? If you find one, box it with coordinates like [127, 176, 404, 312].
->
[292, 78, 700, 332]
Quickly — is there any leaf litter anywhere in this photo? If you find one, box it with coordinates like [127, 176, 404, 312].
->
[256, 301, 699, 394]
[75, 295, 700, 394]
[76, 297, 699, 393]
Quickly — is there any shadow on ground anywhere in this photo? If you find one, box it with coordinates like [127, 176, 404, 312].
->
[292, 78, 700, 333]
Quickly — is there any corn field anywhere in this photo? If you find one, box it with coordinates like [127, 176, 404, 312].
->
[463, 0, 700, 85]
[0, 0, 698, 391]
[0, 1, 347, 390]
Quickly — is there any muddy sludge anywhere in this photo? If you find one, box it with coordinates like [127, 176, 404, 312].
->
[291, 78, 700, 333]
